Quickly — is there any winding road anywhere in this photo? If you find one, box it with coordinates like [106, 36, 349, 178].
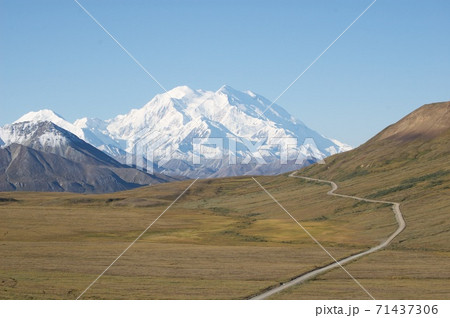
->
[251, 172, 406, 300]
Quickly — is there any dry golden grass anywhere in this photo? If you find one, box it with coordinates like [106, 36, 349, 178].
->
[269, 250, 450, 299]
[0, 176, 395, 299]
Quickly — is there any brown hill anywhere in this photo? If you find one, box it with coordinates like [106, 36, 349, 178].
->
[290, 101, 450, 298]
[371, 101, 450, 143]
[302, 101, 450, 182]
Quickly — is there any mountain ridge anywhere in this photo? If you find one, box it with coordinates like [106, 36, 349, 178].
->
[0, 121, 175, 193]
[6, 85, 351, 178]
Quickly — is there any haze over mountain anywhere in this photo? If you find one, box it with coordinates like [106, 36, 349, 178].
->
[6, 85, 351, 178]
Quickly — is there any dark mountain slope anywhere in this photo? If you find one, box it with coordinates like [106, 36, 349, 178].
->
[1, 121, 121, 167]
[0, 144, 173, 193]
[0, 122, 175, 193]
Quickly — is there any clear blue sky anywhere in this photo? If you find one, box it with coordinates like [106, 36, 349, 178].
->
[1, 0, 449, 146]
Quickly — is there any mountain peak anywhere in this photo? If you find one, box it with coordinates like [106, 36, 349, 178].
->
[216, 85, 261, 101]
[73, 117, 105, 129]
[217, 84, 238, 94]
[13, 109, 85, 140]
[3, 86, 352, 179]
[14, 109, 65, 124]
[165, 85, 196, 99]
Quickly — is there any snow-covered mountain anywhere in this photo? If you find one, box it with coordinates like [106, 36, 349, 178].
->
[0, 121, 175, 193]
[5, 85, 351, 177]
[14, 110, 125, 156]
[0, 121, 119, 167]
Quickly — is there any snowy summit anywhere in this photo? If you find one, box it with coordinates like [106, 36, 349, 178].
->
[3, 85, 351, 177]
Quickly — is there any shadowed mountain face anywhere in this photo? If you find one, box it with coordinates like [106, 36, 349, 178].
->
[0, 122, 175, 193]
[1, 121, 121, 167]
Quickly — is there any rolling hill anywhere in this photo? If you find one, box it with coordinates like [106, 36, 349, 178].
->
[272, 101, 450, 298]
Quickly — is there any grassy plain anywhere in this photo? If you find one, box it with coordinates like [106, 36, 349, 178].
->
[0, 175, 396, 299]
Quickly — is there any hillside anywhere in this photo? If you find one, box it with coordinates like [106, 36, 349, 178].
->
[303, 101, 449, 177]
[271, 101, 450, 298]
[300, 101, 450, 251]
[372, 101, 450, 142]
[301, 101, 450, 208]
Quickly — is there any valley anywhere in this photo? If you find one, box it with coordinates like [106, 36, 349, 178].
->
[0, 175, 396, 299]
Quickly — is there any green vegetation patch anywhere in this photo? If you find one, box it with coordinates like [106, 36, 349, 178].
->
[367, 170, 449, 199]
[368, 184, 414, 198]
[337, 168, 370, 181]
[0, 198, 18, 203]
[220, 230, 267, 242]
[401, 170, 449, 185]
[105, 198, 126, 203]
[210, 206, 233, 215]
[309, 215, 328, 221]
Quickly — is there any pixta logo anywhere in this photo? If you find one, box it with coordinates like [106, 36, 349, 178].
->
[126, 134, 325, 174]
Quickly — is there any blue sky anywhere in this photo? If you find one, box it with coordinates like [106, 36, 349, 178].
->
[1, 0, 449, 146]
